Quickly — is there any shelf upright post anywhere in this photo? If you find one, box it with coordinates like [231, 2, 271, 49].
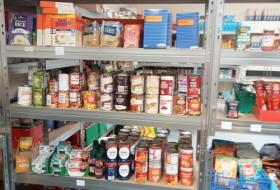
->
[0, 0, 15, 189]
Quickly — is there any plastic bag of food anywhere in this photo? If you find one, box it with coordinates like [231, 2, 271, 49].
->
[83, 21, 100, 47]
[238, 159, 263, 180]
[100, 21, 123, 47]
[124, 24, 140, 48]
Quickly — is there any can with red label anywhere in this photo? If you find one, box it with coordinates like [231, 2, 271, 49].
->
[83, 91, 98, 110]
[179, 167, 193, 186]
[179, 145, 193, 168]
[69, 73, 80, 90]
[173, 94, 187, 115]
[130, 94, 144, 112]
[160, 76, 175, 95]
[187, 75, 201, 97]
[188, 97, 201, 116]
[160, 95, 173, 114]
[101, 93, 113, 111]
[49, 79, 58, 93]
[135, 145, 148, 163]
[69, 90, 80, 108]
[46, 92, 58, 108]
[58, 91, 69, 108]
[148, 162, 162, 183]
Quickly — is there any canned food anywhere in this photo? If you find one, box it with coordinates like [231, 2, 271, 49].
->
[87, 71, 100, 90]
[145, 94, 159, 114]
[160, 76, 175, 95]
[173, 94, 187, 115]
[135, 171, 147, 183]
[130, 94, 144, 112]
[69, 72, 81, 90]
[188, 97, 201, 116]
[179, 145, 193, 168]
[46, 92, 58, 108]
[49, 79, 58, 93]
[149, 143, 162, 162]
[118, 140, 130, 161]
[105, 161, 118, 181]
[33, 71, 47, 90]
[118, 162, 130, 180]
[179, 167, 193, 186]
[28, 66, 38, 86]
[101, 73, 113, 93]
[58, 91, 69, 108]
[135, 146, 148, 162]
[135, 161, 148, 173]
[115, 93, 129, 111]
[165, 148, 179, 165]
[148, 162, 162, 183]
[33, 89, 45, 107]
[100, 93, 113, 111]
[225, 100, 239, 118]
[146, 75, 160, 95]
[106, 141, 118, 161]
[116, 73, 130, 94]
[69, 91, 80, 108]
[18, 85, 32, 106]
[160, 95, 173, 114]
[131, 75, 144, 94]
[83, 91, 98, 110]
[187, 75, 201, 97]
[166, 173, 178, 185]
[58, 73, 69, 91]
[178, 75, 188, 93]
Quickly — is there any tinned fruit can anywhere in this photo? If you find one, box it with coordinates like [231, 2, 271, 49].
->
[130, 94, 144, 112]
[101, 73, 113, 93]
[87, 71, 100, 90]
[100, 93, 113, 111]
[69, 90, 81, 108]
[69, 72, 81, 90]
[46, 92, 58, 108]
[131, 75, 144, 94]
[33, 89, 45, 107]
[49, 79, 58, 93]
[160, 76, 175, 95]
[115, 93, 129, 111]
[145, 94, 159, 114]
[17, 85, 32, 106]
[188, 97, 201, 116]
[173, 94, 187, 115]
[160, 95, 173, 115]
[146, 75, 160, 95]
[179, 167, 193, 186]
[58, 91, 69, 108]
[116, 73, 130, 94]
[83, 91, 98, 110]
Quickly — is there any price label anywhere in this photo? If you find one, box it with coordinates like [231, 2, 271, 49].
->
[24, 46, 34, 52]
[250, 124, 262, 132]
[221, 121, 232, 130]
[76, 179, 85, 187]
[55, 47, 64, 56]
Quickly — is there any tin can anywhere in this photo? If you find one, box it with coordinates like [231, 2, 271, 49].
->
[101, 73, 113, 93]
[87, 71, 100, 90]
[116, 73, 130, 94]
[130, 94, 144, 112]
[49, 79, 58, 93]
[58, 74, 69, 91]
[188, 97, 201, 116]
[135, 161, 148, 173]
[135, 146, 148, 163]
[179, 167, 193, 186]
[106, 141, 118, 161]
[33, 71, 47, 90]
[131, 75, 144, 94]
[187, 75, 201, 97]
[165, 148, 179, 165]
[46, 92, 58, 108]
[178, 75, 188, 93]
[148, 162, 162, 183]
[160, 76, 175, 95]
[118, 140, 130, 161]
[115, 93, 129, 111]
[69, 90, 80, 108]
[100, 93, 113, 111]
[224, 100, 239, 118]
[145, 94, 159, 114]
[118, 162, 130, 180]
[173, 94, 186, 115]
[83, 91, 98, 110]
[17, 85, 32, 106]
[146, 75, 160, 95]
[135, 171, 147, 183]
[149, 143, 162, 162]
[58, 91, 69, 108]
[105, 161, 118, 181]
[160, 95, 173, 114]
[165, 161, 178, 185]
[179, 145, 193, 168]
[33, 89, 45, 106]
[69, 72, 80, 90]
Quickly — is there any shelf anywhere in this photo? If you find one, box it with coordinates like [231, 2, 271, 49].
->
[218, 78, 236, 83]
[216, 107, 280, 136]
[221, 49, 280, 66]
[9, 104, 202, 130]
[6, 46, 206, 64]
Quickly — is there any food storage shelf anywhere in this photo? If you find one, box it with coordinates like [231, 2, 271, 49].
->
[211, 170, 270, 190]
[9, 104, 202, 130]
[6, 45, 206, 64]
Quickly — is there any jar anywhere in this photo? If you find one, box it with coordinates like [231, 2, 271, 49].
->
[261, 29, 275, 51]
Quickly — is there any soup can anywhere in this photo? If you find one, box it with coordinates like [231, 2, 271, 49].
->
[87, 71, 100, 90]
[173, 94, 187, 115]
[69, 72, 81, 90]
[46, 92, 58, 108]
[49, 79, 58, 93]
[69, 90, 80, 108]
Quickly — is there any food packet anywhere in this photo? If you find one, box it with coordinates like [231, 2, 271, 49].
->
[100, 21, 123, 47]
[238, 159, 263, 180]
[83, 21, 100, 47]
[124, 24, 140, 48]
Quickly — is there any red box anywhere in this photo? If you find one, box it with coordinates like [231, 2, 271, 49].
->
[253, 106, 280, 122]
[12, 123, 44, 150]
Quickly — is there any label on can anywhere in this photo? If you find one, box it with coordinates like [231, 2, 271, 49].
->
[83, 91, 98, 110]
[145, 95, 159, 114]
[101, 93, 113, 111]
[188, 76, 201, 97]
[115, 94, 129, 111]
[146, 75, 160, 95]
[130, 94, 144, 112]
[18, 86, 32, 106]
[46, 93, 58, 108]
[117, 73, 129, 94]
[179, 168, 193, 186]
[188, 97, 201, 116]
[160, 76, 175, 95]
[70, 73, 80, 90]
[107, 147, 118, 160]
[101, 74, 113, 93]
[58, 91, 69, 108]
[88, 71, 100, 90]
[166, 174, 178, 185]
[49, 80, 58, 93]
[135, 148, 148, 162]
[165, 152, 179, 165]
[105, 162, 117, 181]
[160, 95, 173, 114]
[135, 161, 148, 173]
[118, 163, 130, 179]
[135, 172, 147, 183]
[131, 75, 144, 94]
[119, 147, 130, 160]
[149, 146, 162, 162]
[69, 91, 80, 108]
[173, 95, 186, 115]
[165, 164, 178, 175]
[178, 75, 188, 93]
[148, 166, 161, 183]
[33, 90, 45, 106]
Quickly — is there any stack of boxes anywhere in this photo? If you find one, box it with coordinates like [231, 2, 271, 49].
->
[37, 1, 83, 47]
[176, 12, 199, 48]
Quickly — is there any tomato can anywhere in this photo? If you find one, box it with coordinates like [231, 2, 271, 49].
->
[173, 94, 187, 115]
[87, 71, 100, 90]
[49, 79, 58, 93]
[160, 95, 173, 114]
[131, 75, 144, 94]
[115, 93, 129, 111]
[69, 90, 80, 108]
[188, 97, 201, 116]
[118, 162, 130, 180]
[105, 161, 118, 181]
[179, 145, 193, 168]
[160, 76, 175, 95]
[179, 167, 193, 186]
[69, 72, 81, 90]
[130, 94, 144, 112]
[100, 93, 113, 111]
[165, 148, 179, 165]
[187, 75, 201, 97]
[58, 91, 69, 108]
[116, 73, 130, 94]
[46, 92, 58, 108]
[146, 75, 160, 95]
[101, 73, 113, 93]
[83, 91, 98, 110]
[17, 85, 32, 106]
[135, 145, 148, 163]
[145, 94, 159, 114]
[135, 171, 147, 183]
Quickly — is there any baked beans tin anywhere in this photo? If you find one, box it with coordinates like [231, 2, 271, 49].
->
[49, 79, 58, 93]
[187, 75, 201, 97]
[116, 73, 130, 94]
[18, 85, 32, 106]
[69, 72, 81, 90]
[188, 97, 201, 116]
[160, 76, 175, 95]
[160, 95, 173, 114]
[130, 94, 144, 112]
[131, 75, 144, 94]
[106, 141, 118, 161]
[83, 91, 98, 110]
[105, 161, 118, 181]
[101, 73, 113, 93]
[58, 91, 69, 108]
[33, 89, 45, 107]
[69, 90, 80, 108]
[145, 94, 159, 114]
[87, 71, 100, 90]
[118, 140, 130, 161]
[46, 92, 58, 108]
[146, 75, 160, 95]
[173, 94, 187, 115]
[115, 93, 129, 111]
[118, 162, 130, 180]
[179, 167, 193, 186]
[101, 93, 113, 111]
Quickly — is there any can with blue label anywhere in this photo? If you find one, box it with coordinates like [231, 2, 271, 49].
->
[105, 160, 118, 181]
